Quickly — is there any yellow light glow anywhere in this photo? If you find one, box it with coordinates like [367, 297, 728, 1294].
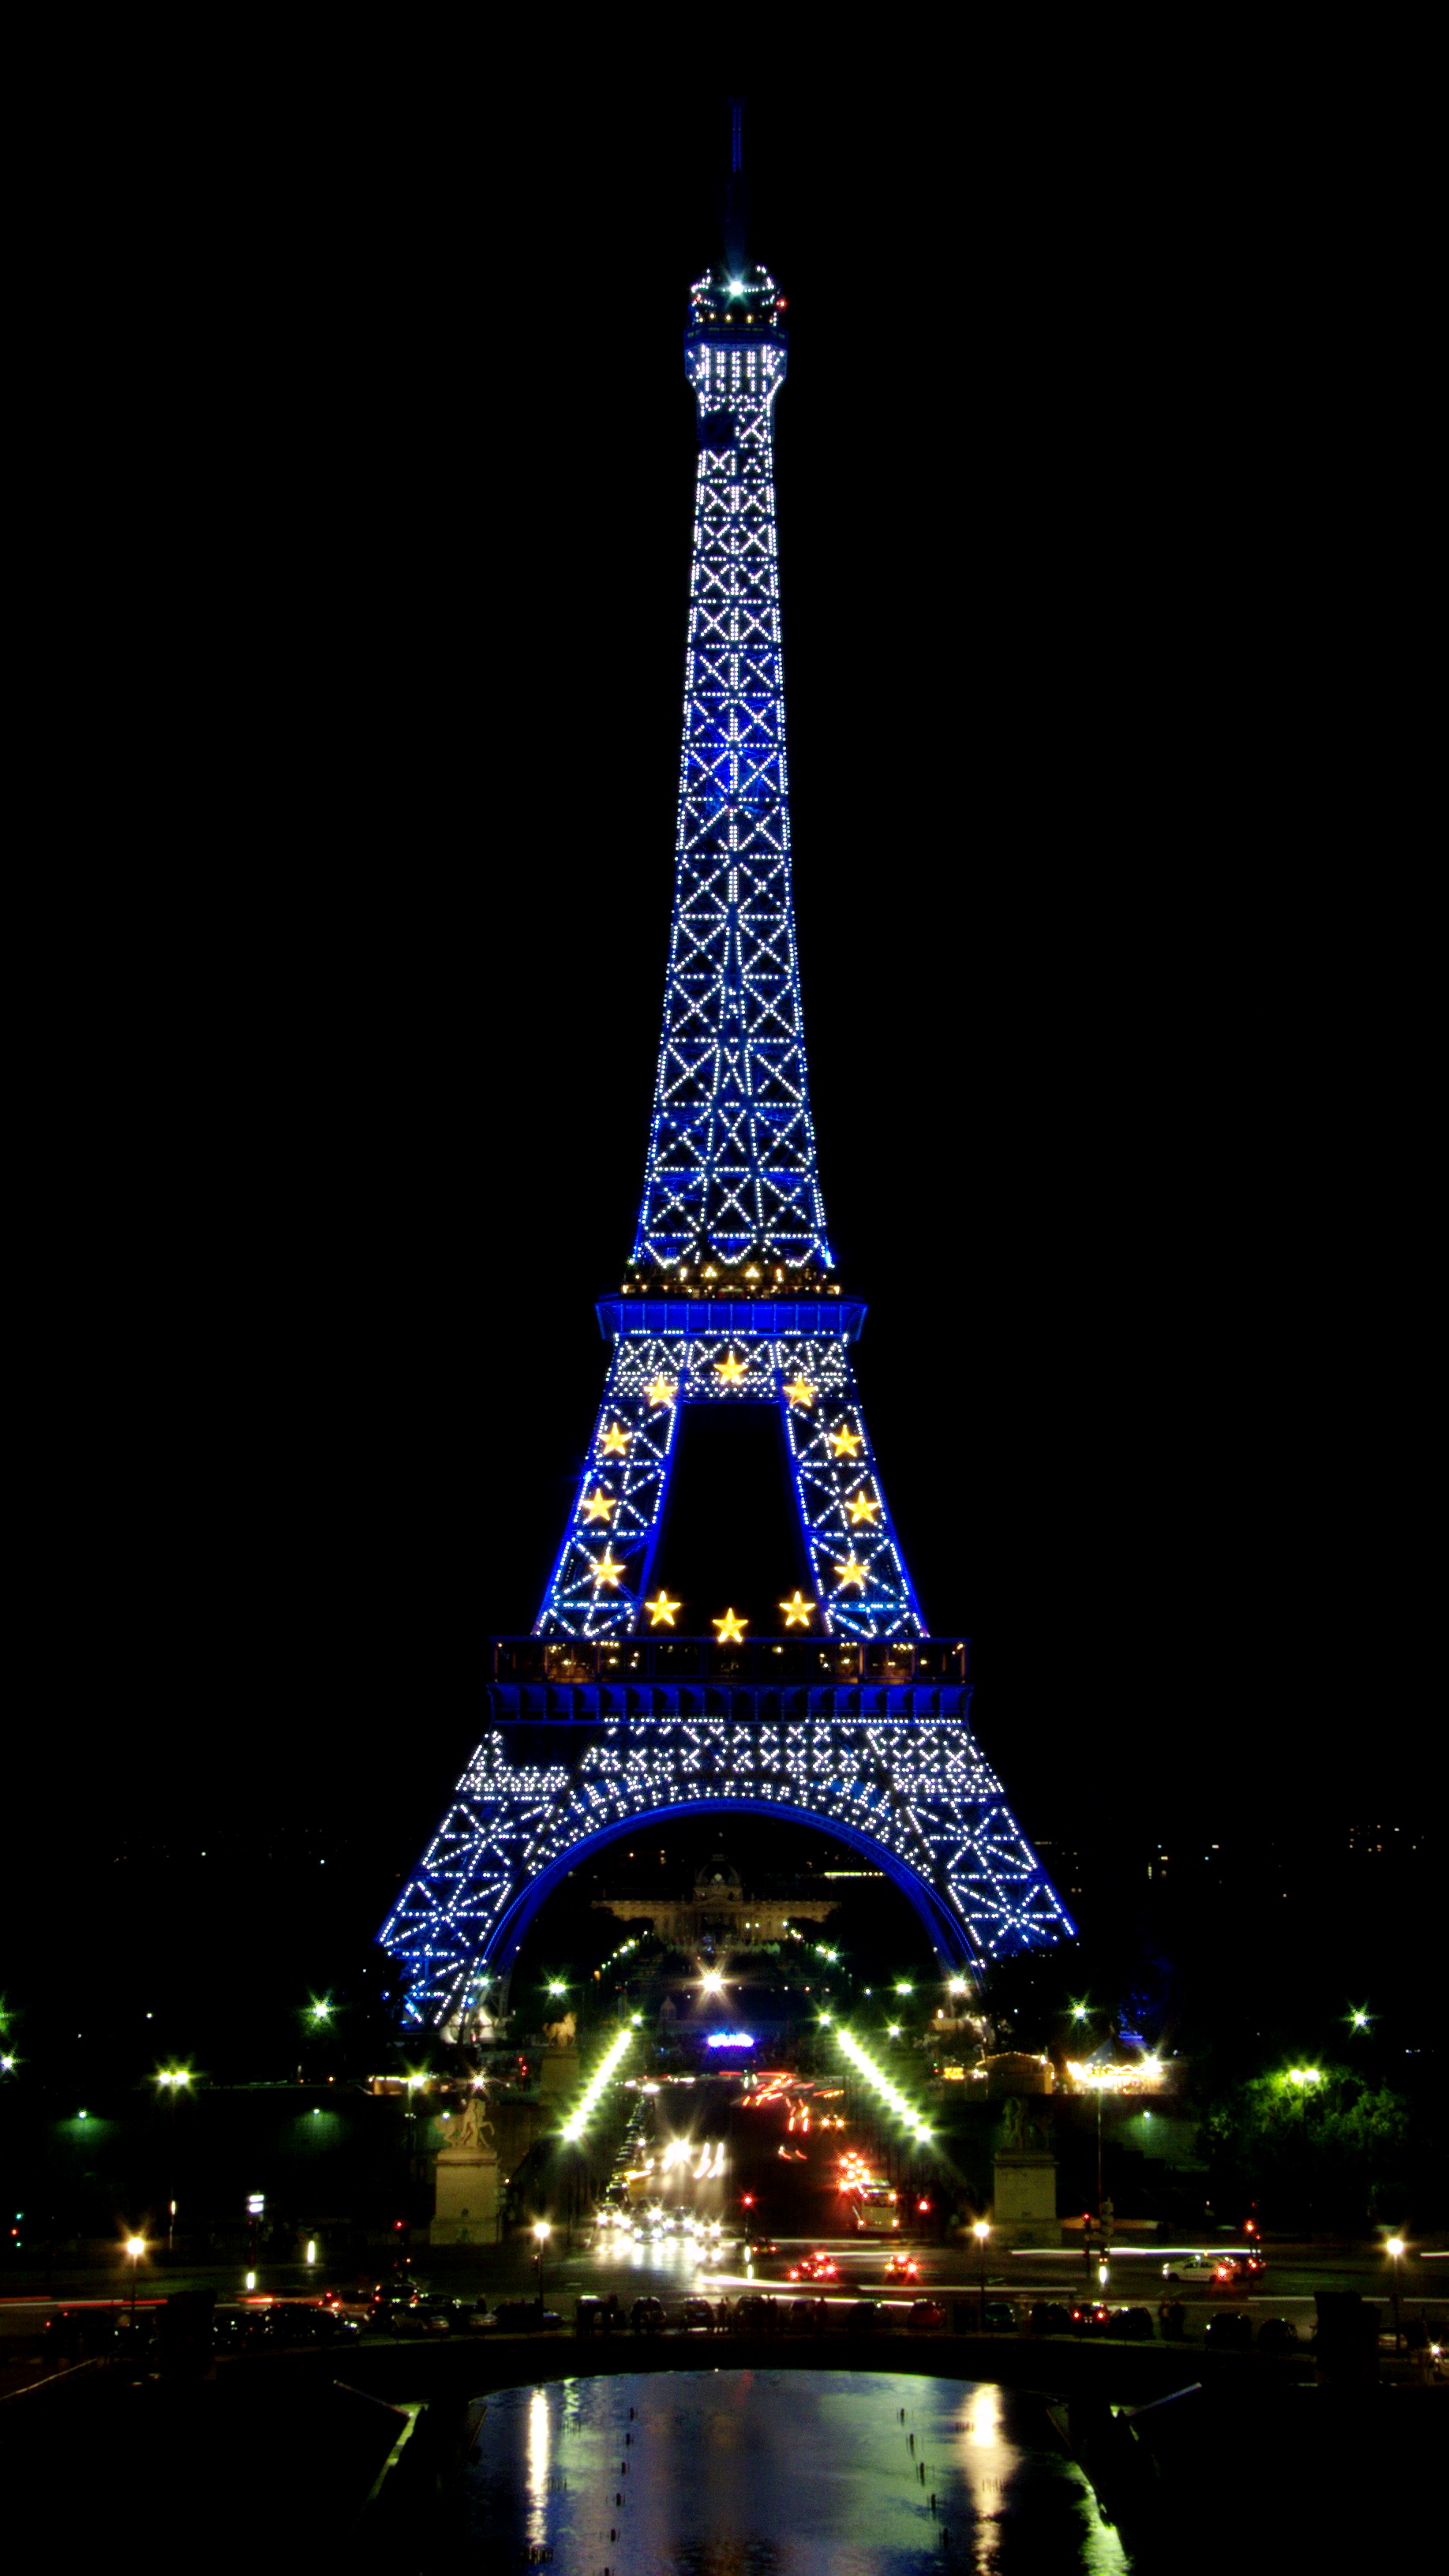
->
[973, 2221, 990, 2242]
[715, 1350, 747, 1385]
[600, 1424, 631, 1457]
[591, 1548, 626, 1589]
[646, 1375, 677, 1407]
[834, 1557, 867, 1589]
[713, 1608, 748, 1643]
[829, 1424, 863, 1457]
[1387, 2236, 1406, 2258]
[533, 2220, 552, 2244]
[847, 1492, 879, 1525]
[580, 1488, 615, 1522]
[124, 2235, 145, 2258]
[647, 1589, 681, 1627]
[779, 1590, 814, 1627]
[784, 1376, 815, 1406]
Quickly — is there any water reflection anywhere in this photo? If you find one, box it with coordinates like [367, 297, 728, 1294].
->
[466, 2369, 1130, 2571]
[524, 2384, 549, 2554]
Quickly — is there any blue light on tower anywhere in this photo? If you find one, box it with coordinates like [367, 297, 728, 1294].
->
[378, 166, 1076, 2034]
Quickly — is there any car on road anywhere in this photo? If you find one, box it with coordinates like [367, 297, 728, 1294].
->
[786, 2252, 839, 2283]
[1211, 2252, 1266, 2288]
[1160, 2254, 1220, 2284]
[882, 2252, 919, 2283]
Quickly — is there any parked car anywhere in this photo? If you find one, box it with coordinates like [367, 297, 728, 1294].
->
[1256, 2317, 1299, 2353]
[907, 2300, 948, 2332]
[1104, 2306, 1155, 2341]
[979, 2300, 1017, 2332]
[43, 2308, 123, 2362]
[848, 2300, 884, 2333]
[1070, 2302, 1113, 2335]
[680, 2299, 715, 2333]
[631, 2297, 668, 2332]
[492, 2300, 563, 2331]
[732, 2295, 777, 2331]
[1030, 2301, 1073, 2336]
[786, 2298, 825, 2332]
[1204, 2312, 1253, 2351]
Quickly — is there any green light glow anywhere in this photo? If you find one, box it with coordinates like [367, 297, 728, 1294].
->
[560, 2027, 635, 2144]
[831, 2024, 932, 2144]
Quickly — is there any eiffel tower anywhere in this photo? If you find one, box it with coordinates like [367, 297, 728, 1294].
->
[382, 141, 1073, 2031]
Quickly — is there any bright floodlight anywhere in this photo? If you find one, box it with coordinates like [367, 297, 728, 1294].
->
[728, 278, 744, 296]
[560, 2026, 635, 2144]
[124, 2235, 145, 2259]
[547, 1980, 567, 1998]
[533, 2221, 552, 2245]
[947, 1978, 968, 1995]
[1070, 2003, 1089, 2023]
[1387, 2236, 1406, 2258]
[973, 2221, 990, 2242]
[700, 1969, 725, 1994]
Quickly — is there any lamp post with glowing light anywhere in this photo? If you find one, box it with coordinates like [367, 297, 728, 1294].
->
[1387, 2237, 1405, 2355]
[155, 2068, 191, 2256]
[533, 2219, 551, 2317]
[973, 2219, 990, 2324]
[124, 2233, 145, 2322]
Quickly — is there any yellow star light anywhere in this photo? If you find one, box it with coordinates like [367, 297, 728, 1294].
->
[829, 1422, 862, 1456]
[779, 1591, 815, 1627]
[580, 1489, 614, 1523]
[647, 1589, 681, 1628]
[784, 1376, 816, 1406]
[834, 1556, 868, 1590]
[715, 1350, 747, 1386]
[646, 1375, 677, 1408]
[713, 1608, 749, 1643]
[600, 1423, 631, 1457]
[591, 1548, 626, 1589]
[848, 1491, 879, 1525]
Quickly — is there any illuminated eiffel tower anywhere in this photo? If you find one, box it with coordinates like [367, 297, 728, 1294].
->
[382, 134, 1073, 2028]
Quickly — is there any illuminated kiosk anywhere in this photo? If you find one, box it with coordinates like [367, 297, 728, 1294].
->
[382, 224, 1074, 2034]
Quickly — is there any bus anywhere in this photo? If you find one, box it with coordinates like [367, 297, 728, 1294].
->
[850, 2184, 901, 2234]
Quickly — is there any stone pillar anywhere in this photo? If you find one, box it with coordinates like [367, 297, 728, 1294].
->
[431, 2099, 500, 2246]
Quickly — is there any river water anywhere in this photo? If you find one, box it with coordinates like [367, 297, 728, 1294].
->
[465, 2368, 1130, 2571]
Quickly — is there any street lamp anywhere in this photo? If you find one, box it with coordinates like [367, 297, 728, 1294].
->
[973, 2219, 990, 2323]
[533, 2219, 552, 2316]
[124, 2234, 144, 2321]
[1387, 2237, 1406, 2354]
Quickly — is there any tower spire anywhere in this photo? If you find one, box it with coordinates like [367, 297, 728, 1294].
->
[721, 94, 750, 271]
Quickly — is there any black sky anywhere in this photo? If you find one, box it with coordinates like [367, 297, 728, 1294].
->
[8, 65, 1438, 2027]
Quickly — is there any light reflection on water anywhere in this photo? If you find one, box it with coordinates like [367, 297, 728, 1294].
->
[466, 2369, 1130, 2572]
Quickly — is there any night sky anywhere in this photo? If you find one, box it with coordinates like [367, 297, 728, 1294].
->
[7, 71, 1436, 2072]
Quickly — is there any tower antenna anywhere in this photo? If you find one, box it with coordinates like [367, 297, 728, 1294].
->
[721, 94, 749, 271]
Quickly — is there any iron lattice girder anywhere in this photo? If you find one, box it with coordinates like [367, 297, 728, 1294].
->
[378, 1709, 1076, 2029]
[635, 329, 828, 1271]
[534, 1330, 924, 1642]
